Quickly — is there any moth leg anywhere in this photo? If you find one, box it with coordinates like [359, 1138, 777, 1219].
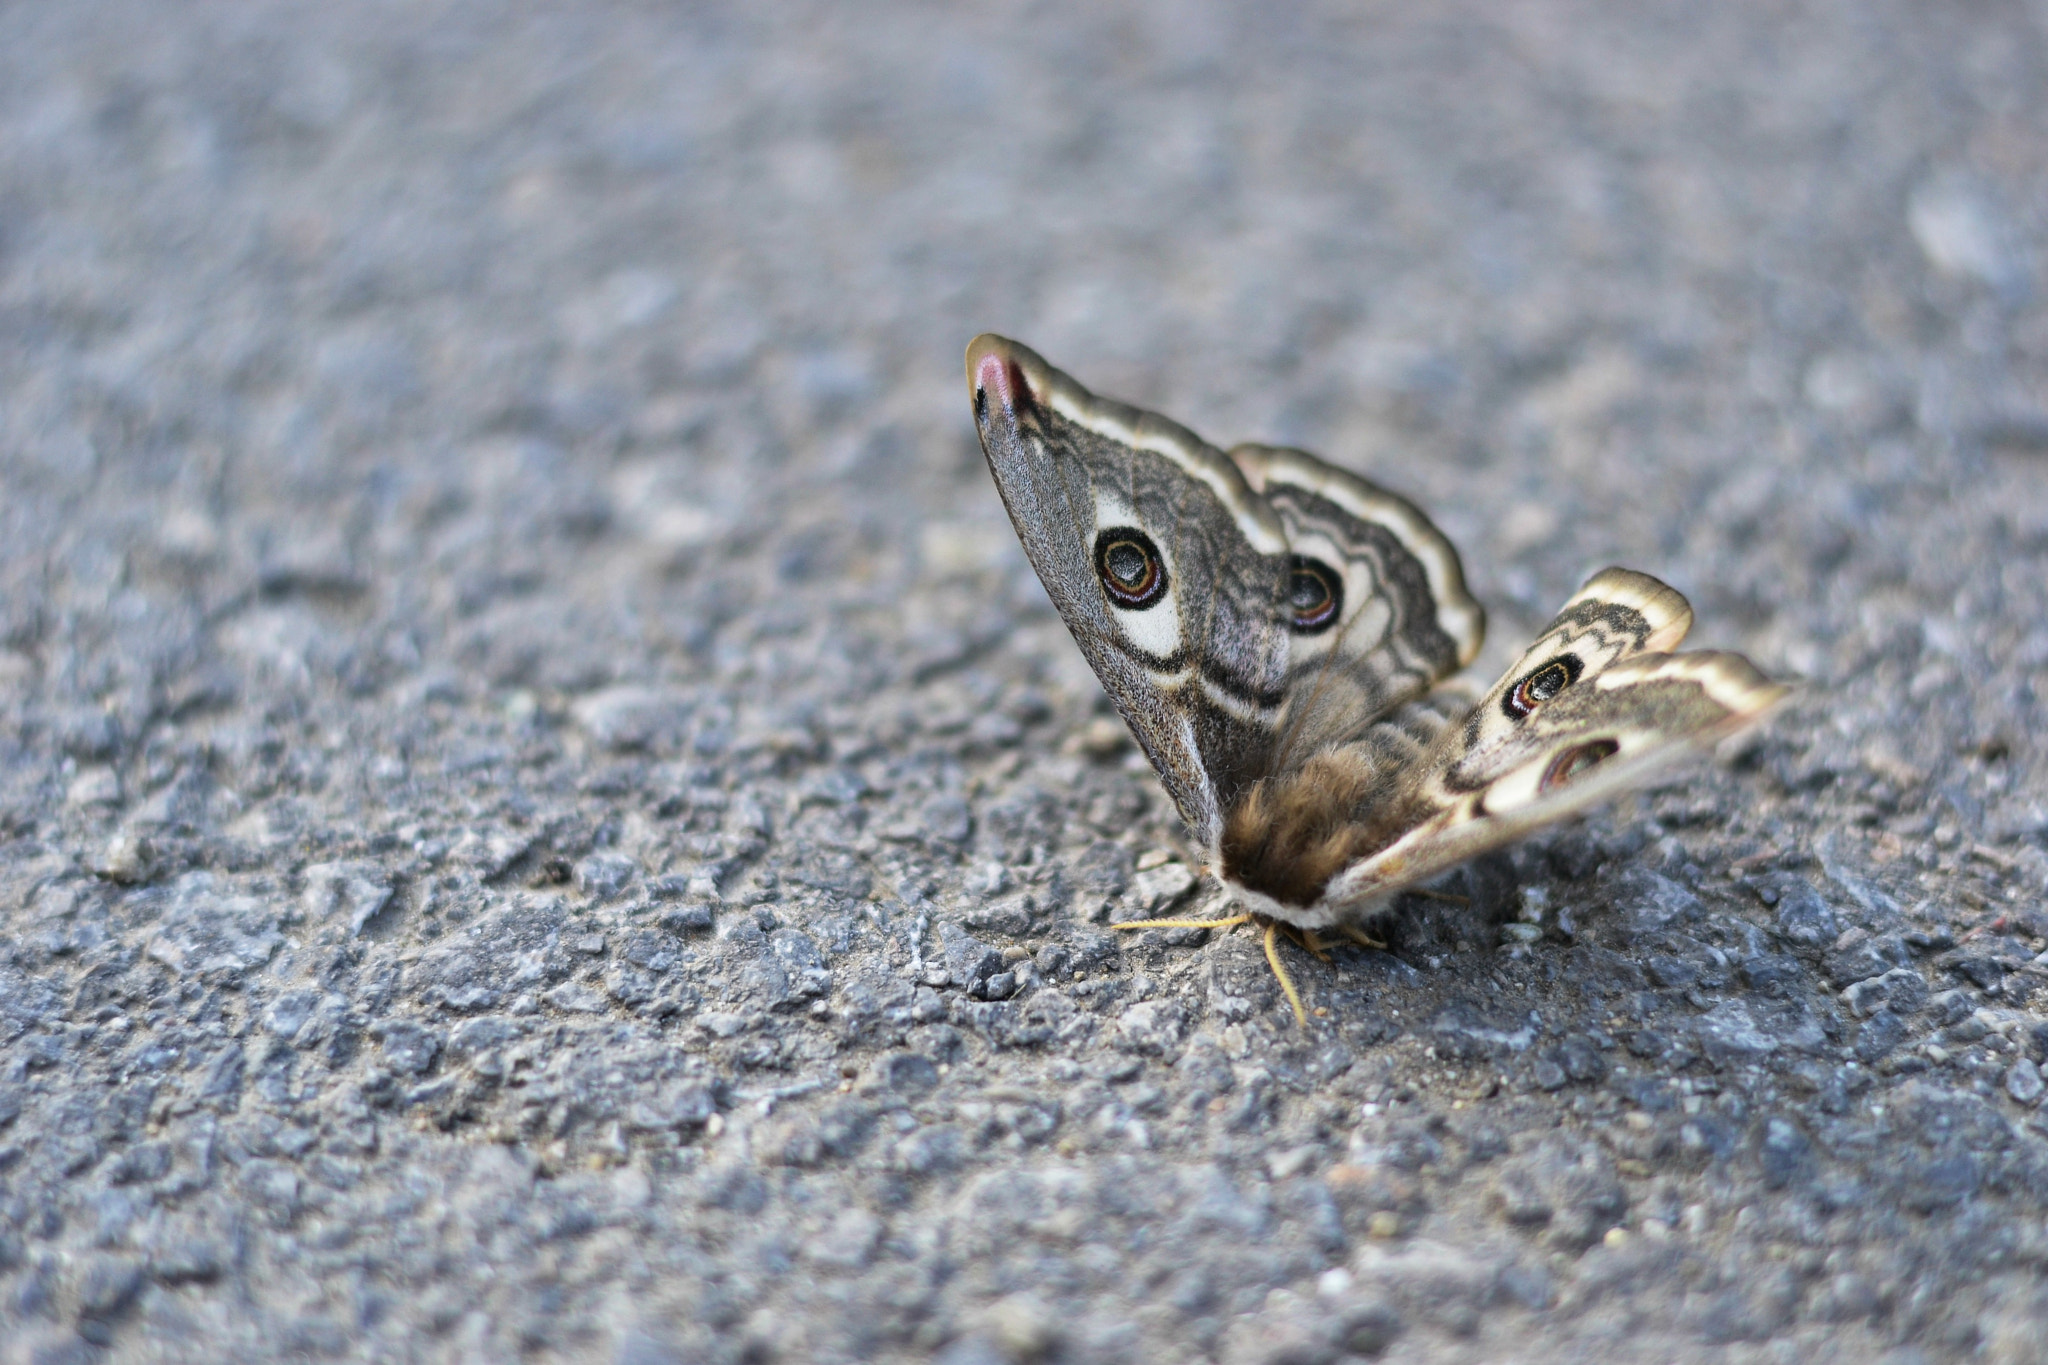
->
[1262, 923, 1309, 1029]
[1290, 927, 1334, 962]
[1338, 924, 1388, 951]
[1111, 914, 1253, 932]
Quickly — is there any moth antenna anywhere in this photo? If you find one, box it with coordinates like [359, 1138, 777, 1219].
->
[1110, 914, 1253, 932]
[1263, 922, 1310, 1029]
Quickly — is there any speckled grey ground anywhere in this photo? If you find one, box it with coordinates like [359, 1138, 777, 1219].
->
[3, 3, 2048, 1362]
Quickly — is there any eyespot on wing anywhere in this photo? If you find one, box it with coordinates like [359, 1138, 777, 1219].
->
[1540, 738, 1620, 793]
[1094, 527, 1168, 609]
[1285, 555, 1343, 633]
[1504, 654, 1584, 720]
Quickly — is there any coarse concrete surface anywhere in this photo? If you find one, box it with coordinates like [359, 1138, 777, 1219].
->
[2, 2, 2047, 1362]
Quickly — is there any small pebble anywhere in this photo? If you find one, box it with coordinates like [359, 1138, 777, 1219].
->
[2006, 1058, 2044, 1106]
[93, 831, 156, 885]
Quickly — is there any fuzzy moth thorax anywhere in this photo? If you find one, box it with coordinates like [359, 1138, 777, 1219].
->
[1220, 751, 1398, 908]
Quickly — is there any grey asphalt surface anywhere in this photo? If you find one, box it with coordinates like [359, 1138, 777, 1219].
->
[3, 2, 2047, 1362]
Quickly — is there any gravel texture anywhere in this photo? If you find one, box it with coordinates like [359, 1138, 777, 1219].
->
[3, 2, 2048, 1362]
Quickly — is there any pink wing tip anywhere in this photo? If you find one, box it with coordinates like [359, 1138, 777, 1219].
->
[966, 336, 1035, 421]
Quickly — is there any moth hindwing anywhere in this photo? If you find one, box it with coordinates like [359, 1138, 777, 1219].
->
[966, 334, 1786, 1019]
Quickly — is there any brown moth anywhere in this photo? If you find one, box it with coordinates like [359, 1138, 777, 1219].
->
[966, 334, 1786, 1023]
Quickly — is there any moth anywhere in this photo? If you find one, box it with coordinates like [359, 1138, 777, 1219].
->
[965, 334, 1787, 1024]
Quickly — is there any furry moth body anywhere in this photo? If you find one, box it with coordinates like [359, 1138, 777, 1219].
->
[966, 335, 1785, 1010]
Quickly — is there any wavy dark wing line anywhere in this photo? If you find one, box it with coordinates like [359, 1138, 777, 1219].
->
[1228, 444, 1483, 777]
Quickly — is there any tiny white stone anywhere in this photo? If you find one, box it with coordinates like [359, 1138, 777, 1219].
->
[1909, 179, 2018, 288]
[93, 829, 155, 885]
[2006, 1058, 2044, 1106]
[1130, 862, 1196, 912]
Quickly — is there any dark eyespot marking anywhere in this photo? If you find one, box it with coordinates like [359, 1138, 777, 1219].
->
[1285, 556, 1343, 634]
[1094, 528, 1167, 609]
[974, 385, 988, 422]
[1503, 653, 1584, 720]
[1541, 738, 1620, 793]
